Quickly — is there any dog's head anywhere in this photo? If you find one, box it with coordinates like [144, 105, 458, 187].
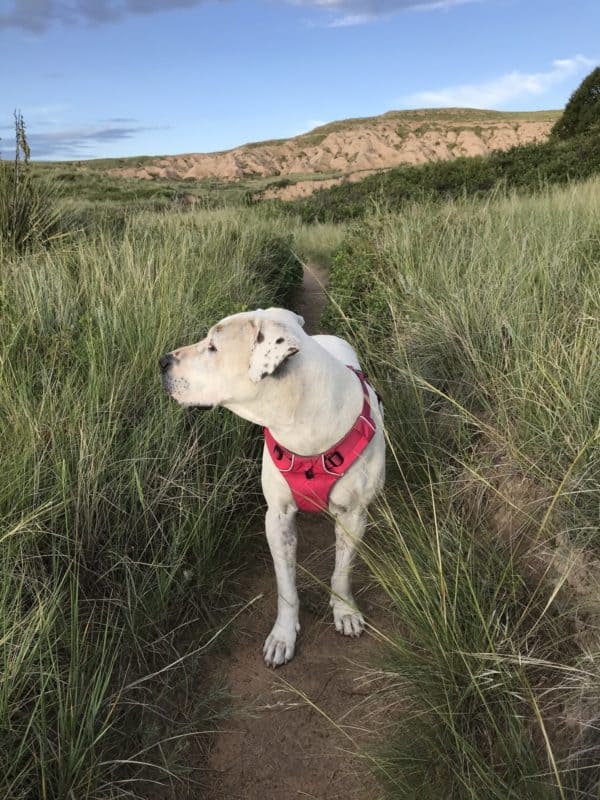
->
[160, 308, 305, 408]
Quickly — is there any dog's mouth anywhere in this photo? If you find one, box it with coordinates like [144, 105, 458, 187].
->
[162, 376, 214, 411]
[162, 374, 189, 399]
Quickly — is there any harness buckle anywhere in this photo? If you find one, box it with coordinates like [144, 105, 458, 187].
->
[324, 451, 344, 469]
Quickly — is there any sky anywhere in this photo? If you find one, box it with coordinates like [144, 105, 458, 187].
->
[0, 0, 598, 160]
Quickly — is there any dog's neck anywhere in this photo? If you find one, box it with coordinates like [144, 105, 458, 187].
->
[224, 337, 363, 456]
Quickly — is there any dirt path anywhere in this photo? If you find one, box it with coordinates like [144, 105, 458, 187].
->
[205, 265, 388, 800]
[294, 261, 329, 334]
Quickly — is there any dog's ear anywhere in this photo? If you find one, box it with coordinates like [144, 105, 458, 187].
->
[248, 319, 300, 383]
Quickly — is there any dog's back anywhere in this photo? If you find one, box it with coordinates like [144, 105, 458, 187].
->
[311, 334, 360, 370]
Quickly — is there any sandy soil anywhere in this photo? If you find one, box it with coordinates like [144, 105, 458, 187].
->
[206, 517, 391, 800]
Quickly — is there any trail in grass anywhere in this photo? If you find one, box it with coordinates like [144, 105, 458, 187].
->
[205, 263, 389, 800]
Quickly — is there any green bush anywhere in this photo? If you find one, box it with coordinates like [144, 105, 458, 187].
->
[552, 65, 600, 140]
[290, 129, 600, 223]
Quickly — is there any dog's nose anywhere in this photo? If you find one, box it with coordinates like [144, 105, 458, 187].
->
[159, 352, 175, 373]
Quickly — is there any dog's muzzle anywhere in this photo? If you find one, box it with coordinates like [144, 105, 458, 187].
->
[159, 352, 176, 374]
[159, 352, 213, 410]
[160, 351, 180, 397]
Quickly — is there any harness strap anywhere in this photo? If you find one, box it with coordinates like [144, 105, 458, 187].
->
[264, 366, 378, 512]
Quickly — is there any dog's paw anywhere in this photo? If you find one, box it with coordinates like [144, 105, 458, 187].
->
[332, 602, 364, 638]
[263, 621, 300, 668]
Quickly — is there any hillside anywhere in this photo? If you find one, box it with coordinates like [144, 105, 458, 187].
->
[106, 108, 560, 198]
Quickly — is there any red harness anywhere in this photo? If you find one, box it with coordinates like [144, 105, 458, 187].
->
[264, 366, 377, 512]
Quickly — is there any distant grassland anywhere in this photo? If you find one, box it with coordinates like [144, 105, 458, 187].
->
[31, 161, 255, 208]
[0, 207, 303, 798]
[323, 177, 600, 798]
[30, 161, 342, 211]
[28, 107, 562, 213]
[304, 107, 560, 136]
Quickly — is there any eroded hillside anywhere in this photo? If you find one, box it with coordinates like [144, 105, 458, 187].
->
[107, 108, 559, 198]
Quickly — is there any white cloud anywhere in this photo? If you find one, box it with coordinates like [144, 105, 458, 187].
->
[329, 12, 373, 25]
[292, 0, 477, 27]
[403, 55, 597, 109]
[290, 119, 327, 136]
[0, 116, 162, 159]
[305, 119, 327, 129]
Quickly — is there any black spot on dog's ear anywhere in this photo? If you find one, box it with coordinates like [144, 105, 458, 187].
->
[257, 331, 264, 343]
[276, 337, 284, 344]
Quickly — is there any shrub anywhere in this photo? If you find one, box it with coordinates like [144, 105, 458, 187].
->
[289, 128, 600, 223]
[552, 65, 600, 140]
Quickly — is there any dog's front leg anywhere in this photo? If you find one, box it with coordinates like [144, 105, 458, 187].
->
[263, 506, 300, 667]
[331, 507, 367, 637]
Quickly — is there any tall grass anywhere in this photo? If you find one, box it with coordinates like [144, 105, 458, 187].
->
[0, 207, 301, 798]
[292, 221, 347, 269]
[324, 178, 600, 798]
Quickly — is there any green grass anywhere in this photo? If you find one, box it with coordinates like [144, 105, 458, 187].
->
[304, 108, 560, 136]
[0, 160, 66, 254]
[4, 141, 600, 798]
[0, 206, 302, 798]
[322, 177, 600, 798]
[291, 220, 347, 270]
[30, 160, 270, 210]
[30, 161, 348, 216]
[31, 162, 252, 209]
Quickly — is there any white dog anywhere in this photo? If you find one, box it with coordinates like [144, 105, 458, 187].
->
[160, 308, 385, 667]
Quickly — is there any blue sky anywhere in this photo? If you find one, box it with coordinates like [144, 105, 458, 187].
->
[0, 0, 598, 160]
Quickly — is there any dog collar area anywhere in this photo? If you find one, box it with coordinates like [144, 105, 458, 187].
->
[263, 366, 377, 513]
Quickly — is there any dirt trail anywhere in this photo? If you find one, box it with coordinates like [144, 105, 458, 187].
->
[205, 265, 389, 800]
[294, 261, 329, 334]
